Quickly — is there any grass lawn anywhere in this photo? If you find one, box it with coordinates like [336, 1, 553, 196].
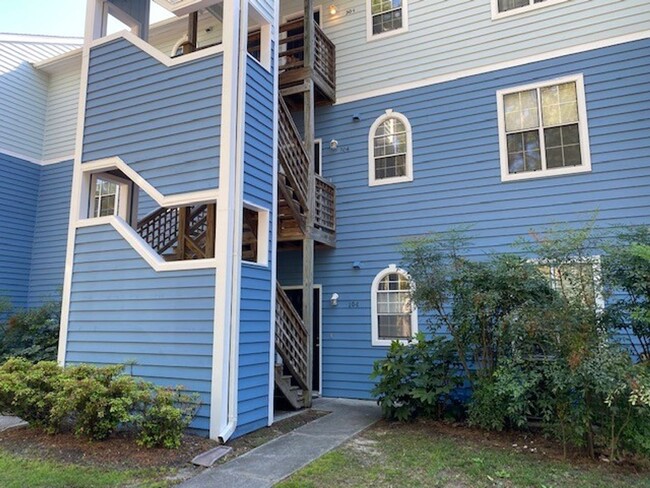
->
[0, 451, 173, 488]
[276, 420, 650, 488]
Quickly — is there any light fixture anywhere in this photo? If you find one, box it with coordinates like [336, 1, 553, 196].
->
[329, 139, 339, 150]
[328, 4, 337, 15]
[330, 293, 339, 307]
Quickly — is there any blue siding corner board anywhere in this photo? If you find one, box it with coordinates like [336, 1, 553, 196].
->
[233, 55, 276, 438]
[66, 225, 216, 431]
[279, 38, 650, 400]
[82, 38, 223, 196]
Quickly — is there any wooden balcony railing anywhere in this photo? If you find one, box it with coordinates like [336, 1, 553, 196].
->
[278, 18, 336, 102]
[275, 282, 309, 391]
[278, 95, 309, 215]
[137, 204, 215, 261]
[314, 175, 336, 234]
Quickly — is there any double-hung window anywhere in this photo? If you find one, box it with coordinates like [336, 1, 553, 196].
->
[371, 265, 418, 346]
[497, 75, 591, 182]
[492, 0, 570, 19]
[368, 0, 408, 40]
[537, 258, 603, 310]
[369, 110, 413, 186]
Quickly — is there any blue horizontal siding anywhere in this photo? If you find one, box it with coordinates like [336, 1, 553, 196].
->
[82, 38, 222, 195]
[279, 39, 650, 400]
[0, 152, 40, 309]
[66, 225, 216, 432]
[28, 160, 73, 307]
[233, 57, 275, 438]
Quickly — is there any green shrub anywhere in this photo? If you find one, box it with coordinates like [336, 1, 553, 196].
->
[371, 334, 462, 421]
[0, 360, 200, 447]
[59, 364, 149, 441]
[0, 358, 66, 432]
[136, 387, 200, 449]
[0, 301, 61, 363]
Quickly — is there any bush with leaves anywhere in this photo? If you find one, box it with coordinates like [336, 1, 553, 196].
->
[0, 301, 61, 362]
[371, 333, 462, 421]
[136, 386, 200, 448]
[0, 359, 200, 447]
[0, 358, 66, 432]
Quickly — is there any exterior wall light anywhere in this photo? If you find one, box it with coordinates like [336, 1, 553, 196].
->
[329, 139, 338, 150]
[329, 4, 337, 15]
[330, 293, 339, 306]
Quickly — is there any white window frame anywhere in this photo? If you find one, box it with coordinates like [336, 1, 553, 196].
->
[534, 256, 604, 310]
[89, 172, 131, 220]
[242, 202, 270, 267]
[497, 74, 592, 182]
[491, 0, 571, 20]
[366, 0, 409, 42]
[371, 264, 418, 346]
[369, 109, 413, 186]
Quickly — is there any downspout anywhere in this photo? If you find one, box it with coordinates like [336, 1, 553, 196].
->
[218, 0, 249, 443]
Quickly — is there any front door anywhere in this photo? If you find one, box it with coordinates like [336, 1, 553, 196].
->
[284, 287, 321, 392]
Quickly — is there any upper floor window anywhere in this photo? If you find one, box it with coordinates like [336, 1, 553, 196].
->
[497, 75, 591, 182]
[371, 265, 418, 346]
[367, 0, 408, 40]
[492, 0, 570, 19]
[369, 110, 413, 186]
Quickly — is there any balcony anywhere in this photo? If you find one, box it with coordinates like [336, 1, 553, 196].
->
[278, 18, 336, 106]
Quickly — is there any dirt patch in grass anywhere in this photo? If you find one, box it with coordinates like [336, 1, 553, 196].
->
[384, 419, 650, 474]
[0, 409, 329, 473]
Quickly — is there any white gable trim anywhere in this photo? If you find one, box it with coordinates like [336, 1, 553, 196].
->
[336, 30, 650, 106]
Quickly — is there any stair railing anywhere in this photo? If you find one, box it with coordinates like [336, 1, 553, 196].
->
[275, 282, 309, 391]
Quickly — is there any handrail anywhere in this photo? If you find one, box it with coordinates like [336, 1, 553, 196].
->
[278, 95, 309, 213]
[275, 283, 309, 391]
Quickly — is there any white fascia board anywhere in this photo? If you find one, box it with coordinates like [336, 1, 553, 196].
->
[75, 216, 218, 272]
[88, 30, 224, 66]
[33, 48, 82, 74]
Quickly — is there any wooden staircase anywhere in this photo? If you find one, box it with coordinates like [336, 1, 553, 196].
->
[137, 203, 216, 261]
[275, 282, 310, 409]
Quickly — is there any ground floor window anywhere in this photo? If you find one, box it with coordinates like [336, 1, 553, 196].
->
[371, 264, 418, 346]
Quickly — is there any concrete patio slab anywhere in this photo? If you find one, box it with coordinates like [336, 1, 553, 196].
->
[179, 398, 381, 488]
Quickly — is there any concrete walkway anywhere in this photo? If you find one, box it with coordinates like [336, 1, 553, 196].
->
[180, 398, 381, 488]
[0, 415, 27, 432]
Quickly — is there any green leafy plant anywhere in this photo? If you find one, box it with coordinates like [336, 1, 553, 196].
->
[371, 333, 462, 421]
[0, 358, 66, 432]
[136, 386, 201, 448]
[0, 301, 61, 362]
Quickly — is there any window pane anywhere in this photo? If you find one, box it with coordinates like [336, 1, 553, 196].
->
[508, 130, 541, 174]
[378, 314, 411, 340]
[371, 0, 403, 34]
[498, 0, 531, 12]
[504, 89, 539, 131]
[374, 117, 408, 180]
[542, 82, 578, 126]
[544, 123, 581, 169]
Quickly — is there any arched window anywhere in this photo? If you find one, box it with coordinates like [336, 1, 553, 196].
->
[371, 265, 418, 346]
[369, 110, 413, 186]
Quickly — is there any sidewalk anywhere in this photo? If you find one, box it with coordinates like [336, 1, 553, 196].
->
[179, 397, 381, 488]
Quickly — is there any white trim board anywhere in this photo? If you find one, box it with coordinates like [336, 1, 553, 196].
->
[0, 147, 74, 166]
[75, 216, 218, 271]
[335, 30, 650, 106]
[81, 157, 219, 207]
[89, 30, 224, 67]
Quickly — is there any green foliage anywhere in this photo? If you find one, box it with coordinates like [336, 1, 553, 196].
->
[371, 333, 462, 421]
[136, 387, 200, 449]
[0, 301, 60, 363]
[602, 227, 650, 360]
[58, 364, 149, 441]
[0, 360, 200, 448]
[391, 222, 650, 460]
[401, 233, 556, 385]
[0, 358, 66, 432]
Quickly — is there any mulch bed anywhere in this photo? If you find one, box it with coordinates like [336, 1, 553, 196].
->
[380, 418, 650, 475]
[0, 409, 329, 471]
